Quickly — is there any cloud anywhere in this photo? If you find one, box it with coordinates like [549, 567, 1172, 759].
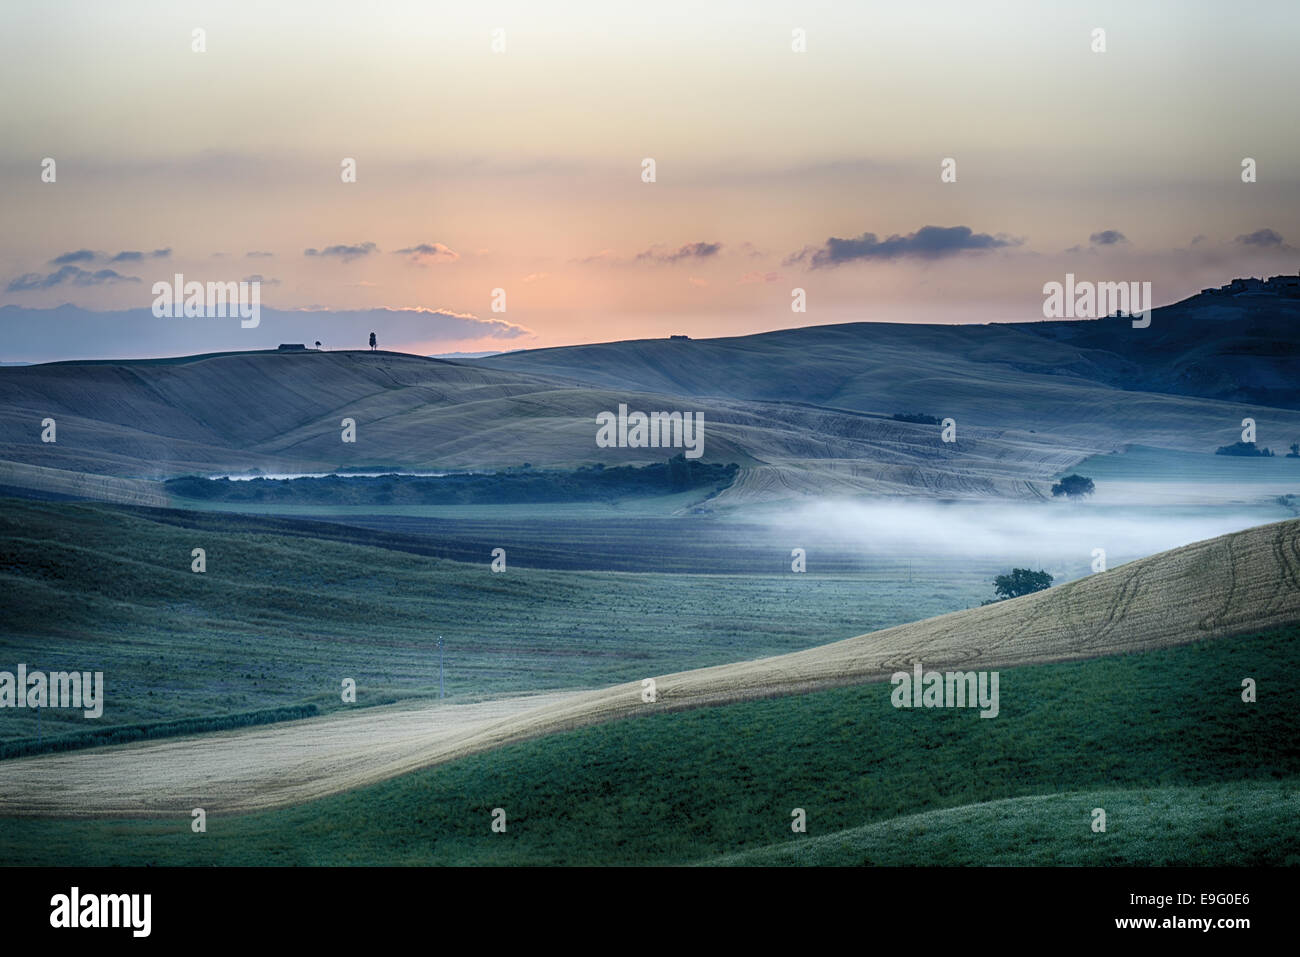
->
[277, 306, 533, 341]
[49, 249, 96, 265]
[0, 304, 534, 361]
[393, 242, 459, 263]
[521, 273, 548, 283]
[737, 271, 782, 284]
[576, 249, 618, 265]
[241, 274, 281, 286]
[1234, 228, 1287, 248]
[788, 225, 1018, 268]
[7, 266, 140, 292]
[51, 248, 170, 266]
[246, 250, 274, 258]
[304, 242, 379, 261]
[687, 277, 708, 287]
[635, 241, 723, 264]
[1089, 230, 1127, 246]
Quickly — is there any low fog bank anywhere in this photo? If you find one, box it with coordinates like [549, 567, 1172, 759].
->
[768, 500, 1291, 571]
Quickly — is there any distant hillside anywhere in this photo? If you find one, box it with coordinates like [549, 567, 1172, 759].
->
[475, 294, 1300, 412]
[5, 295, 1300, 503]
[0, 349, 762, 475]
[1018, 293, 1300, 409]
[0, 349, 1121, 501]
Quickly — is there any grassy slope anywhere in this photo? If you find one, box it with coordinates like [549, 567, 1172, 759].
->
[710, 780, 1300, 866]
[0, 498, 989, 746]
[2, 625, 1296, 865]
[3, 510, 1297, 812]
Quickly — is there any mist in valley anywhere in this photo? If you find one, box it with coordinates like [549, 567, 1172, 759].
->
[768, 497, 1291, 582]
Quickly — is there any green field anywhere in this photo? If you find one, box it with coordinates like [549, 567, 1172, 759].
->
[711, 780, 1300, 866]
[3, 624, 1295, 866]
[1070, 445, 1300, 510]
[166, 488, 733, 521]
[1076, 445, 1300, 484]
[0, 498, 999, 749]
[166, 458, 738, 506]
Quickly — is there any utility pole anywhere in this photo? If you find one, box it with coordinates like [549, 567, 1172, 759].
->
[438, 635, 444, 699]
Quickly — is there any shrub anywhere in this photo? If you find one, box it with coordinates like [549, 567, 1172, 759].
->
[1051, 474, 1095, 499]
[982, 568, 1054, 604]
[1215, 442, 1274, 457]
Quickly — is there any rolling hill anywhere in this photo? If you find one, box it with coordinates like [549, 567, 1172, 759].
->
[1, 615, 1296, 864]
[708, 780, 1300, 867]
[0, 349, 1113, 503]
[5, 297, 1300, 505]
[475, 293, 1300, 412]
[3, 516, 1296, 817]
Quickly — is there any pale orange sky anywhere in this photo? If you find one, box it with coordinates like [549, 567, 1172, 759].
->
[2, 0, 1298, 357]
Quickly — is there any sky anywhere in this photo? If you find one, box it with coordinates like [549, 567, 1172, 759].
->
[2, 0, 1299, 361]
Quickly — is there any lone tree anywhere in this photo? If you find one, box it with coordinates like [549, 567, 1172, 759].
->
[369, 332, 377, 351]
[1051, 474, 1095, 499]
[984, 568, 1054, 604]
[1288, 442, 1299, 459]
[315, 340, 322, 350]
